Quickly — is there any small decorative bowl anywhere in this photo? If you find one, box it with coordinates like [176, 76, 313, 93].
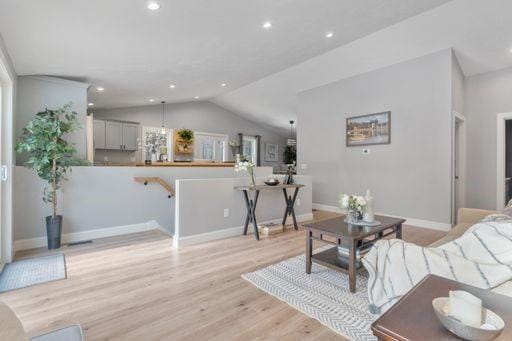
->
[264, 179, 280, 186]
[432, 297, 505, 341]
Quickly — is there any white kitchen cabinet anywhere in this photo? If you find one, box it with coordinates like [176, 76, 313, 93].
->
[93, 120, 106, 149]
[105, 121, 123, 150]
[122, 123, 139, 151]
[95, 120, 139, 150]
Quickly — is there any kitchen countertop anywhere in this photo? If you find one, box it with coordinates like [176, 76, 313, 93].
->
[136, 161, 235, 167]
[94, 162, 235, 167]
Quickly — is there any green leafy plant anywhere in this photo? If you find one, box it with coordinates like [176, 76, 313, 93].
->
[15, 103, 86, 218]
[177, 128, 194, 141]
[283, 145, 296, 165]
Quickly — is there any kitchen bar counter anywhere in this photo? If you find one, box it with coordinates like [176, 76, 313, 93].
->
[137, 162, 235, 167]
[93, 162, 235, 167]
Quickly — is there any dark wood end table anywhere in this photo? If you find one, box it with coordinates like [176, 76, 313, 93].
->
[303, 215, 405, 293]
[371, 274, 512, 340]
[234, 184, 305, 240]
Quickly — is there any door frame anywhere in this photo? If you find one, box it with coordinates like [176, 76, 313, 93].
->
[496, 112, 512, 210]
[0, 48, 14, 265]
[452, 111, 466, 224]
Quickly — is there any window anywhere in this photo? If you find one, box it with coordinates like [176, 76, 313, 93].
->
[242, 135, 257, 164]
[194, 132, 228, 162]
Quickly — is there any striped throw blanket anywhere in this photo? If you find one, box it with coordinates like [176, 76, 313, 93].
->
[362, 220, 512, 314]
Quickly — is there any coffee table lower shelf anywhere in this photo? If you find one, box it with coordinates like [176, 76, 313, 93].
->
[311, 247, 364, 273]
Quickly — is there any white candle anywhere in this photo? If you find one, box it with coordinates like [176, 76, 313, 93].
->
[449, 290, 482, 327]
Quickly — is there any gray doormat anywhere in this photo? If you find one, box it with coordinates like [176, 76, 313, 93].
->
[242, 253, 377, 341]
[0, 254, 66, 293]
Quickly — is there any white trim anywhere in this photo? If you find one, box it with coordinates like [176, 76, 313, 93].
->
[452, 111, 466, 224]
[312, 203, 451, 232]
[497, 112, 512, 210]
[13, 220, 164, 252]
[173, 212, 314, 248]
[26, 75, 90, 89]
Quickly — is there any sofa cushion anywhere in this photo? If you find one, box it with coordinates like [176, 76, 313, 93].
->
[0, 301, 28, 341]
[30, 325, 84, 341]
[428, 223, 473, 247]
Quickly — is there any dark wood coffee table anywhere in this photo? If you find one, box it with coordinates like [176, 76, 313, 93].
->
[372, 274, 512, 340]
[303, 215, 405, 293]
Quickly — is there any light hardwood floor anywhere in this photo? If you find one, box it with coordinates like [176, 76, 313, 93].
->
[2, 210, 445, 340]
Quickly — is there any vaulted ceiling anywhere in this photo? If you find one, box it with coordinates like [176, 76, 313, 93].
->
[2, 1, 511, 136]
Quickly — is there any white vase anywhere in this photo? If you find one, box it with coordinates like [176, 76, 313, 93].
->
[151, 153, 157, 163]
[364, 189, 375, 222]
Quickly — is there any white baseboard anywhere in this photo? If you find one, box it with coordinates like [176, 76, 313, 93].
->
[13, 220, 165, 252]
[174, 212, 314, 248]
[312, 203, 451, 232]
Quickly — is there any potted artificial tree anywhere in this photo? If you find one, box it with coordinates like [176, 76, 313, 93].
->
[16, 103, 85, 249]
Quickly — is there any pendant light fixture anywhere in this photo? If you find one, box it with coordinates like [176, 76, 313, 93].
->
[160, 101, 166, 135]
[287, 120, 296, 146]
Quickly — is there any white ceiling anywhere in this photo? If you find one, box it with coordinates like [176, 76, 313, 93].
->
[213, 0, 512, 134]
[3, 1, 511, 136]
[0, 0, 450, 123]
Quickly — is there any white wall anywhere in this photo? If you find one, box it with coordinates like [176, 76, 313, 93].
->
[297, 50, 453, 225]
[13, 165, 273, 244]
[465, 67, 512, 210]
[16, 76, 89, 164]
[175, 175, 312, 246]
[93, 101, 288, 166]
[0, 32, 16, 262]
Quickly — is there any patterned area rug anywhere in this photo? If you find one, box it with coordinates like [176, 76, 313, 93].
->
[0, 254, 66, 293]
[242, 253, 378, 340]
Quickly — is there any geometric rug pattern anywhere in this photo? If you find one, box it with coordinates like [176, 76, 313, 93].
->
[242, 253, 378, 340]
[0, 254, 66, 293]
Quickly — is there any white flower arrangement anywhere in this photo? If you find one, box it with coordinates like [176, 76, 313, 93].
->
[235, 155, 256, 185]
[339, 193, 367, 215]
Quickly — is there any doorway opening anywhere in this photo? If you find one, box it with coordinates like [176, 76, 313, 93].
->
[452, 112, 465, 224]
[496, 112, 512, 210]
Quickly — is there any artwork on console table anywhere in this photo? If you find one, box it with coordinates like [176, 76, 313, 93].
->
[346, 111, 391, 146]
[265, 143, 279, 162]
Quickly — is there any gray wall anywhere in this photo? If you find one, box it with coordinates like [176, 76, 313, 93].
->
[13, 165, 274, 242]
[297, 49, 453, 224]
[175, 175, 312, 242]
[465, 66, 512, 210]
[452, 52, 465, 115]
[93, 101, 288, 166]
[16, 76, 89, 164]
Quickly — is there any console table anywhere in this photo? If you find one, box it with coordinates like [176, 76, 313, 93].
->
[234, 184, 305, 240]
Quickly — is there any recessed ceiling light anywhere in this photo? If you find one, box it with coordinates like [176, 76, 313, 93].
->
[88, 102, 94, 106]
[326, 32, 334, 38]
[262, 21, 272, 29]
[194, 96, 200, 99]
[149, 99, 155, 102]
[221, 83, 227, 87]
[96, 86, 104, 92]
[169, 84, 175, 89]
[147, 2, 160, 10]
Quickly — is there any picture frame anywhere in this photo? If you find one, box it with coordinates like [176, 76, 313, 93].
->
[265, 143, 279, 162]
[346, 111, 391, 147]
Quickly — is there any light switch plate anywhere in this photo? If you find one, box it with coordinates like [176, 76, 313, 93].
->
[224, 208, 230, 218]
[1, 165, 7, 181]
[301, 164, 308, 170]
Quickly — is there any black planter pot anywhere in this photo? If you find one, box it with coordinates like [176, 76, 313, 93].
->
[46, 215, 62, 249]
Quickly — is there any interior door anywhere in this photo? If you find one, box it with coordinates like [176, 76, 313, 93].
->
[122, 123, 139, 151]
[105, 121, 122, 150]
